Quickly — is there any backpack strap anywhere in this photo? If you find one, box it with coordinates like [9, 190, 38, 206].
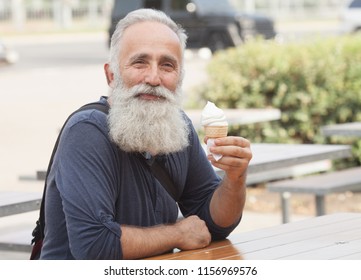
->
[141, 153, 181, 201]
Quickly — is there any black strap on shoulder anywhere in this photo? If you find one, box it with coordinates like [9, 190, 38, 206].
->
[141, 153, 180, 201]
[32, 102, 109, 247]
[31, 101, 180, 248]
[150, 161, 180, 201]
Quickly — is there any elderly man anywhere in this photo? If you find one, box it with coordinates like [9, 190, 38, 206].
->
[39, 8, 252, 260]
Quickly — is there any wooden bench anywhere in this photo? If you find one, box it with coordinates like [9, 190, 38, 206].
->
[267, 167, 361, 223]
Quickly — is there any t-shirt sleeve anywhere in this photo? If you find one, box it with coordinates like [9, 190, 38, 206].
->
[55, 117, 123, 259]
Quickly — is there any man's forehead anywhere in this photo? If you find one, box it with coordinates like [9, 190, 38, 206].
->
[119, 21, 182, 62]
[122, 21, 179, 43]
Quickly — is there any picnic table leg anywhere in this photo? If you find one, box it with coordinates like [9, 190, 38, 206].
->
[315, 195, 326, 216]
[281, 192, 291, 223]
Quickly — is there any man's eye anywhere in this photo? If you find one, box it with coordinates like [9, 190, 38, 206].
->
[162, 63, 175, 70]
[132, 60, 147, 68]
[134, 60, 145, 65]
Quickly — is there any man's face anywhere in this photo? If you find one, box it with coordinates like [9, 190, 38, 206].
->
[106, 21, 189, 155]
[117, 21, 182, 96]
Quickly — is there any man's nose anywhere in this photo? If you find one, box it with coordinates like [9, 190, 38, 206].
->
[144, 65, 161, 87]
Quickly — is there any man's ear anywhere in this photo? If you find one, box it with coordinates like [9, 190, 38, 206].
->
[104, 63, 115, 88]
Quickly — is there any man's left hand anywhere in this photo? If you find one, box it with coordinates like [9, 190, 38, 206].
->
[206, 136, 252, 183]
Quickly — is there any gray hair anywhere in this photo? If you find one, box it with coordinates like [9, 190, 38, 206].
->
[108, 8, 188, 76]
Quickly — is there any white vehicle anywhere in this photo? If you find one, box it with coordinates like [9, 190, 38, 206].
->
[0, 40, 19, 65]
[340, 0, 361, 33]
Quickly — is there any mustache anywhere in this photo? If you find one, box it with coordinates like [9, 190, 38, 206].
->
[122, 83, 178, 103]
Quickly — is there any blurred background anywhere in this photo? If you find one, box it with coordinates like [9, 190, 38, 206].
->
[1, 0, 360, 259]
[1, 0, 357, 185]
[0, 0, 353, 34]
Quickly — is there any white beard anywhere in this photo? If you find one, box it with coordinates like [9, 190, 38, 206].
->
[107, 78, 190, 155]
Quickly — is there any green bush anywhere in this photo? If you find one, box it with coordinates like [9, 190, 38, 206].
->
[196, 35, 361, 165]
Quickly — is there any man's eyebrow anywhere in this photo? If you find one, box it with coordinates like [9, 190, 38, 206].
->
[160, 55, 179, 66]
[128, 53, 179, 66]
[129, 53, 149, 62]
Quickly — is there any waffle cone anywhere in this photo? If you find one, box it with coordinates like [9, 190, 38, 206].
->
[204, 125, 228, 138]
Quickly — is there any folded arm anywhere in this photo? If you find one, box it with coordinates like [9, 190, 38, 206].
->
[120, 215, 211, 259]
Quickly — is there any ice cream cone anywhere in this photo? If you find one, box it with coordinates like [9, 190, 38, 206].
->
[204, 125, 228, 138]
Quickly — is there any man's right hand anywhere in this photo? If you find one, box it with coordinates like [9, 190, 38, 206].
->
[120, 215, 211, 259]
[175, 215, 211, 250]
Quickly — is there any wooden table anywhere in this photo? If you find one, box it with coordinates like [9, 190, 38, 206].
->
[145, 213, 361, 260]
[0, 192, 42, 217]
[186, 108, 281, 129]
[321, 122, 361, 137]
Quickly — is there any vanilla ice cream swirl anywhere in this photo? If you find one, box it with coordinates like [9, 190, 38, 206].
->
[201, 101, 228, 126]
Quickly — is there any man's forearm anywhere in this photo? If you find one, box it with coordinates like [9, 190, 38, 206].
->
[120, 215, 211, 259]
[120, 224, 179, 259]
[209, 175, 247, 228]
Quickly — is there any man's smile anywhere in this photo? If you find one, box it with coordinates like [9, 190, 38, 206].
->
[136, 93, 165, 101]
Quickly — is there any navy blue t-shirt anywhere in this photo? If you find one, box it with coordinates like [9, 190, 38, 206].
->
[40, 97, 240, 259]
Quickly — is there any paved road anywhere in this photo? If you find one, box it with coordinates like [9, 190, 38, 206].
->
[1, 33, 109, 71]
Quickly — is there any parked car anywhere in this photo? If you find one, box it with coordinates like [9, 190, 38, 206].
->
[0, 39, 19, 65]
[108, 0, 276, 53]
[340, 0, 361, 33]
